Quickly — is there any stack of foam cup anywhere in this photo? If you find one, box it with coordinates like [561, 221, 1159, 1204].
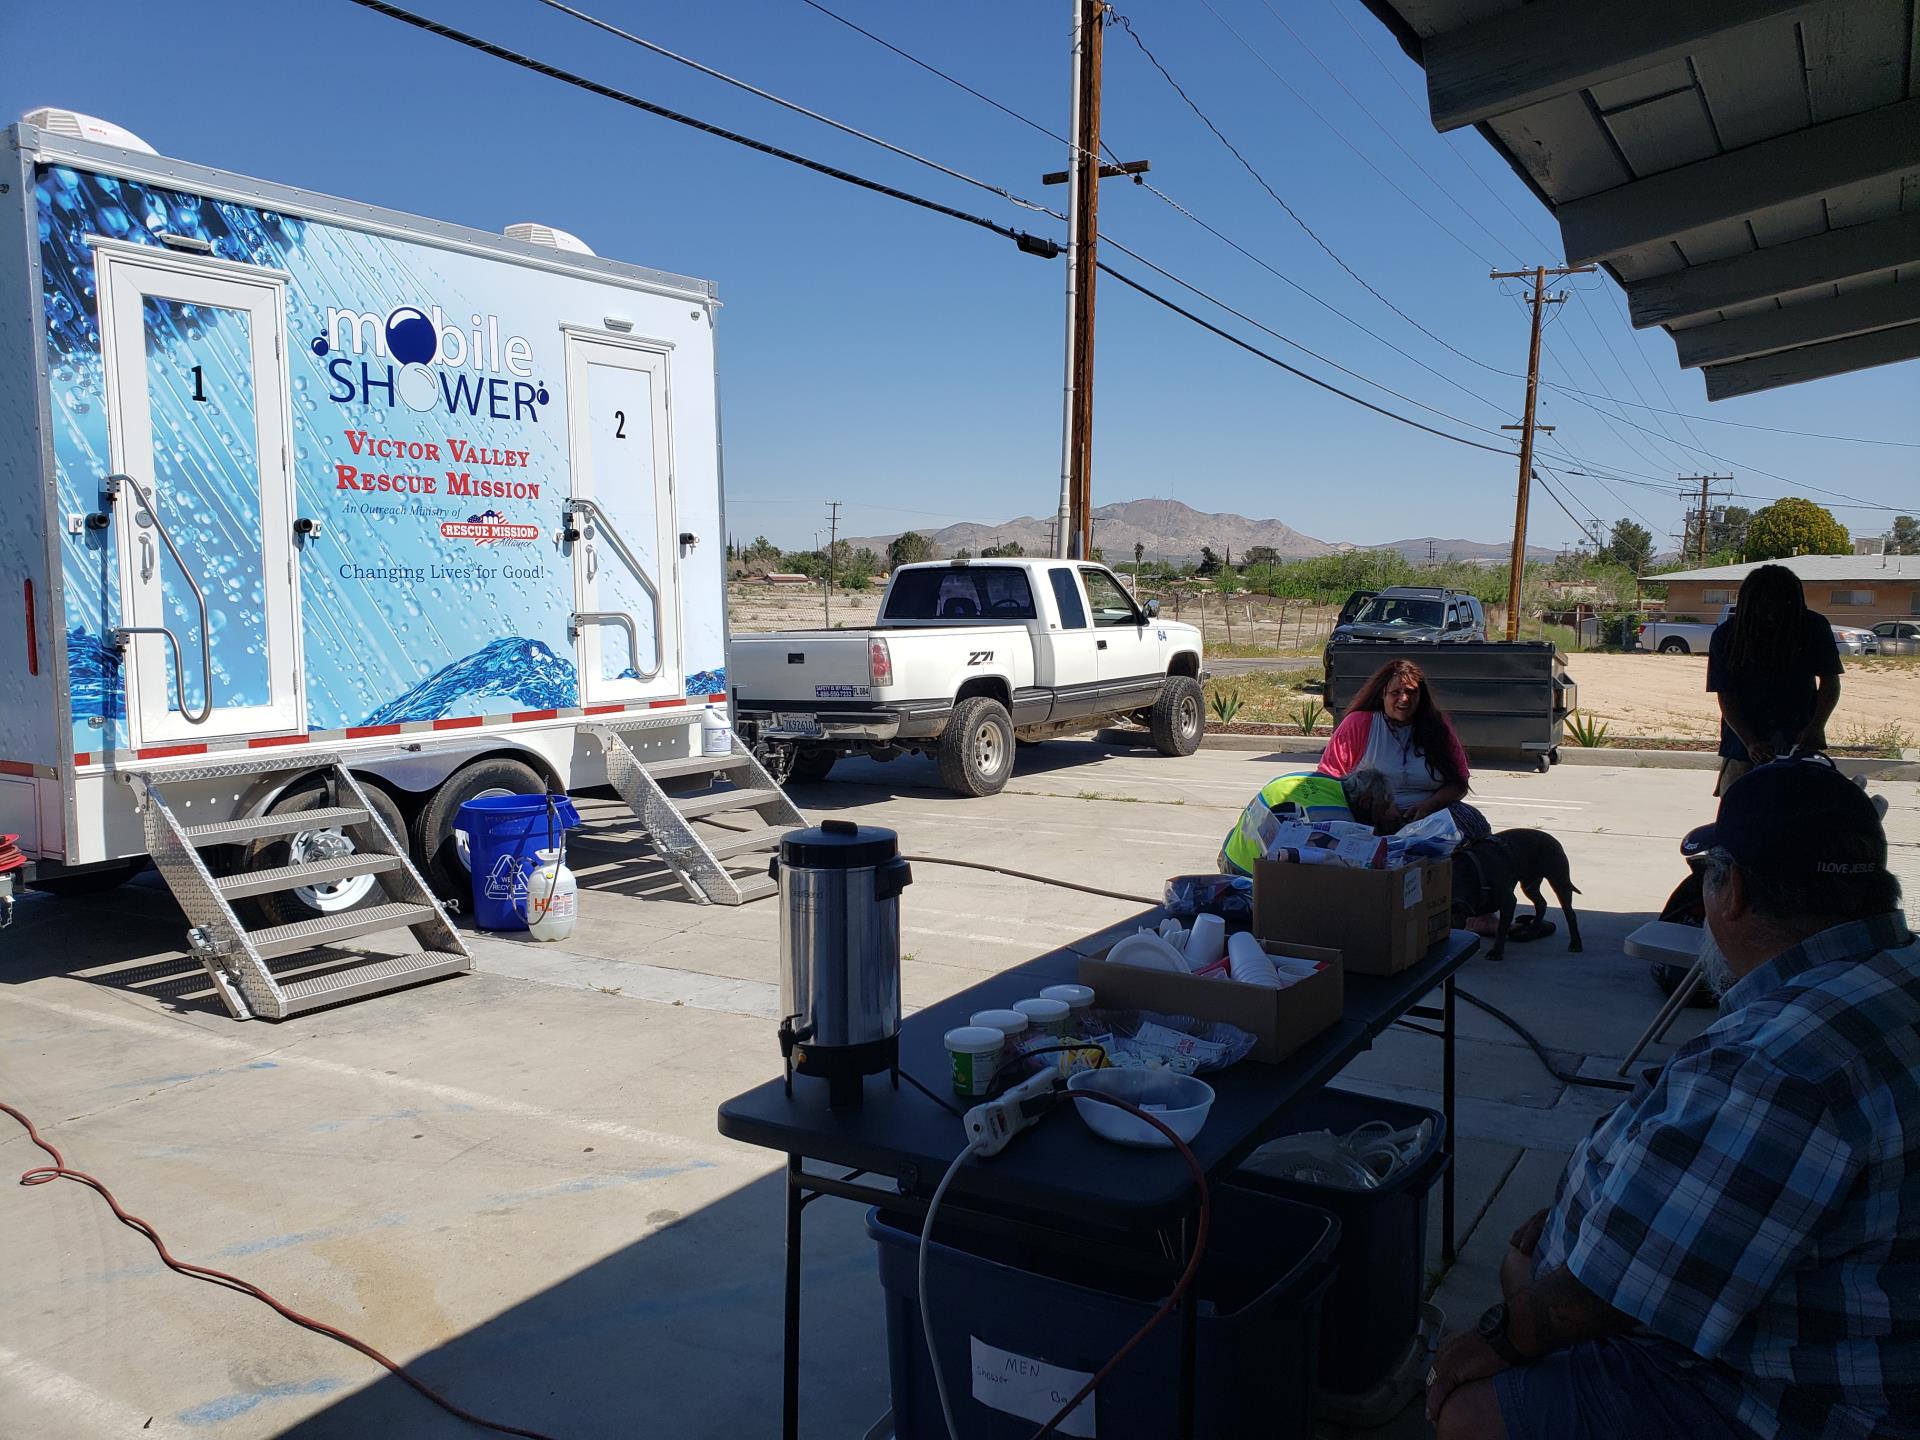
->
[1227, 930, 1281, 987]
[1185, 913, 1227, 971]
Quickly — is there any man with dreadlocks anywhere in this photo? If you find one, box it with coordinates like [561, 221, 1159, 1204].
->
[1705, 565, 1842, 795]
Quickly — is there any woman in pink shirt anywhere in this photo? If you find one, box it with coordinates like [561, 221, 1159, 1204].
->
[1318, 658, 1491, 844]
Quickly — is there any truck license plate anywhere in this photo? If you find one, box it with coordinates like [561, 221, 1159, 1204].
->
[774, 713, 825, 737]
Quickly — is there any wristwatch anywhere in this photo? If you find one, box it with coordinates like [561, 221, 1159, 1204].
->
[1478, 1302, 1528, 1364]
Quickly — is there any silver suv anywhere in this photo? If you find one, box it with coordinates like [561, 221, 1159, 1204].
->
[1324, 586, 1489, 679]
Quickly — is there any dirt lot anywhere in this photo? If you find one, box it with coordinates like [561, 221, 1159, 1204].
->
[1568, 651, 1920, 748]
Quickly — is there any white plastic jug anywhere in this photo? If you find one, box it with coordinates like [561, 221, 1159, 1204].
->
[701, 707, 734, 757]
[524, 847, 577, 942]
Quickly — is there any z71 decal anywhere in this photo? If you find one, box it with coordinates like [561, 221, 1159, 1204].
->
[967, 651, 995, 666]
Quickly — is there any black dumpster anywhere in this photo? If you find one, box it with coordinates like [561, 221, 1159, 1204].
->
[1325, 641, 1574, 769]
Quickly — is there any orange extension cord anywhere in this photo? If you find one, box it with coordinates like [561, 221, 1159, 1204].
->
[2, 1101, 559, 1440]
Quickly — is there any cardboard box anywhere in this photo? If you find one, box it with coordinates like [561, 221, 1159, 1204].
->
[1251, 857, 1452, 977]
[1078, 938, 1343, 1065]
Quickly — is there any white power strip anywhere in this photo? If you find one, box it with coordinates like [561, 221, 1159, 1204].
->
[962, 1071, 1062, 1157]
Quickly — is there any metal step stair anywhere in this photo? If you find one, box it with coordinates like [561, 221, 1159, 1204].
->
[592, 724, 805, 905]
[121, 755, 471, 1021]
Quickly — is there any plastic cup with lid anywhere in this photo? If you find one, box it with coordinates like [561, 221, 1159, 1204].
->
[945, 1026, 1004, 1097]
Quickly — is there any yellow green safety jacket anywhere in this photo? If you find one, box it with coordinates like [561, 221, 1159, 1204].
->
[1220, 772, 1351, 876]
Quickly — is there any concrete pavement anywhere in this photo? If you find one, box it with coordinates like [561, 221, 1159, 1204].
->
[2, 740, 1913, 1438]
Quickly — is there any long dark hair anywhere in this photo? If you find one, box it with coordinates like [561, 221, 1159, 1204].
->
[1347, 658, 1466, 787]
[1724, 564, 1807, 673]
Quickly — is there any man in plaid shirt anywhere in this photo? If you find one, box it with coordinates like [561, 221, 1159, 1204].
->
[1427, 758, 1917, 1439]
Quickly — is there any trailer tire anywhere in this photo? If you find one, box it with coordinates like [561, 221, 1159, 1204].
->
[1148, 675, 1206, 757]
[246, 780, 409, 927]
[785, 747, 837, 785]
[411, 758, 547, 902]
[937, 696, 1014, 797]
[1658, 637, 1690, 654]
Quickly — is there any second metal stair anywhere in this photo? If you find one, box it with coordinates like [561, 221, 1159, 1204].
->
[592, 725, 804, 905]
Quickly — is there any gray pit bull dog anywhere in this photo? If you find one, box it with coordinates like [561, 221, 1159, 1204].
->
[1452, 829, 1584, 963]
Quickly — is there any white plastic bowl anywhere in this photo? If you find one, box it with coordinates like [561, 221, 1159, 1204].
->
[1068, 1068, 1215, 1148]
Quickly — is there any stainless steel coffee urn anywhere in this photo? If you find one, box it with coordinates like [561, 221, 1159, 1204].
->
[771, 821, 912, 1107]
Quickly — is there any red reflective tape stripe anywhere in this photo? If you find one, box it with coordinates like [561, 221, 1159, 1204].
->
[704, 693, 726, 703]
[136, 744, 208, 760]
[23, 580, 37, 676]
[511, 709, 558, 724]
[431, 716, 484, 730]
[344, 724, 404, 739]
[647, 697, 688, 709]
[582, 704, 626, 716]
[0, 760, 33, 777]
[246, 734, 309, 749]
[73, 752, 91, 766]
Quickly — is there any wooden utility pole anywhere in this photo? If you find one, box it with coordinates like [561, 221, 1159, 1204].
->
[1491, 264, 1593, 641]
[1681, 475, 1732, 563]
[824, 500, 840, 627]
[1046, 2, 1148, 560]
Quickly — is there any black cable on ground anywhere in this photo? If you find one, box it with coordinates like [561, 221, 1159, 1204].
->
[1453, 988, 1636, 1092]
[3, 1101, 560, 1439]
[901, 853, 1160, 906]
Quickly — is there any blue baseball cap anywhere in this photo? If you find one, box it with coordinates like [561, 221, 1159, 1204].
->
[1682, 758, 1886, 884]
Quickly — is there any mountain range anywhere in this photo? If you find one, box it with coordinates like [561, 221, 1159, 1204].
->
[839, 498, 1554, 565]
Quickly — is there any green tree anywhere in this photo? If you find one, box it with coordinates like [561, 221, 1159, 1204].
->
[1889, 515, 1920, 556]
[741, 535, 783, 574]
[1241, 545, 1281, 567]
[841, 547, 879, 591]
[887, 531, 934, 568]
[1196, 546, 1223, 576]
[1745, 497, 1849, 560]
[981, 541, 1026, 558]
[1706, 505, 1751, 555]
[951, 547, 973, 560]
[1604, 519, 1655, 575]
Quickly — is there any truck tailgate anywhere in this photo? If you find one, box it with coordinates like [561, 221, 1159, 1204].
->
[731, 631, 874, 704]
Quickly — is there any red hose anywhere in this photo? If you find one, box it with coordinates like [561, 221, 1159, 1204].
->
[2, 1101, 560, 1439]
[1027, 1090, 1212, 1440]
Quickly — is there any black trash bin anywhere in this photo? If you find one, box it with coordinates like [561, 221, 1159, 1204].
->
[869, 1183, 1339, 1439]
[1234, 1086, 1449, 1397]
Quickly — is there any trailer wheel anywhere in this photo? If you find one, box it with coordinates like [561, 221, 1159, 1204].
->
[1658, 637, 1690, 655]
[1148, 676, 1206, 757]
[246, 780, 409, 927]
[937, 696, 1014, 797]
[785, 747, 837, 785]
[411, 758, 546, 902]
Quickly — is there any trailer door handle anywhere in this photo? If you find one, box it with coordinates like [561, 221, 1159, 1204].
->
[1096, 639, 1107, 650]
[139, 533, 155, 582]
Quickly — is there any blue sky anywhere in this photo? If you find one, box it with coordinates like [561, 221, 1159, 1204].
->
[4, 0, 1915, 552]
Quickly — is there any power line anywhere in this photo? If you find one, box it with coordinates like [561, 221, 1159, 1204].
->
[1094, 260, 1518, 456]
[531, 0, 1062, 220]
[1184, 0, 1497, 268]
[1251, 0, 1524, 264]
[344, 0, 1062, 258]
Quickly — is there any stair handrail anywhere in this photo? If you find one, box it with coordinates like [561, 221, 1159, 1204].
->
[102, 472, 215, 725]
[562, 496, 663, 681]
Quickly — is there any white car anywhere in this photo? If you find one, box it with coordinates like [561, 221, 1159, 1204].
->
[1871, 621, 1920, 656]
[1832, 625, 1880, 656]
[731, 559, 1206, 795]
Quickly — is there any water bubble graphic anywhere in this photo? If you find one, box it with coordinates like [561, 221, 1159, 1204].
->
[385, 306, 437, 366]
[535, 385, 550, 405]
[310, 336, 330, 357]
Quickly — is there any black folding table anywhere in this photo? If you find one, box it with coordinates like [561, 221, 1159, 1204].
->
[717, 919, 1478, 1439]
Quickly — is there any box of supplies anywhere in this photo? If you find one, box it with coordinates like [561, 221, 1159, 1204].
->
[1078, 938, 1343, 1065]
[1252, 857, 1451, 976]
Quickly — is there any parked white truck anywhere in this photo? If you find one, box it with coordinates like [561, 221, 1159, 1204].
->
[731, 560, 1206, 795]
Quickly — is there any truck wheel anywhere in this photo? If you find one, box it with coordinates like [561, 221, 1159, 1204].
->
[411, 758, 546, 902]
[1658, 637, 1690, 655]
[1148, 676, 1206, 757]
[245, 779, 409, 927]
[786, 747, 836, 785]
[938, 696, 1015, 797]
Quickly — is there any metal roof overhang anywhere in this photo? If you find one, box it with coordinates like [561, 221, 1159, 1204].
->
[1360, 0, 1920, 400]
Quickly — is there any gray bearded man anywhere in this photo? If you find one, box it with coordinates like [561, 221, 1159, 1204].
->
[1425, 758, 1918, 1440]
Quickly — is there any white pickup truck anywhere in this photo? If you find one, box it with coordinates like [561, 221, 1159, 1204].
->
[1636, 606, 1733, 654]
[730, 559, 1206, 795]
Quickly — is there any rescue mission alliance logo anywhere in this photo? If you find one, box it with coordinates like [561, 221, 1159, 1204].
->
[316, 304, 549, 422]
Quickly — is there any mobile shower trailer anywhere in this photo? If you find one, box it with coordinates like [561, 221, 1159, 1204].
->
[0, 111, 801, 1017]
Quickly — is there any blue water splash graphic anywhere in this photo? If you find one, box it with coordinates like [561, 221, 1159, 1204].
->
[362, 637, 577, 724]
[67, 626, 126, 721]
[685, 667, 725, 697]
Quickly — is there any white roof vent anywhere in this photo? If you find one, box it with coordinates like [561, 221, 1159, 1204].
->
[504, 222, 594, 256]
[22, 107, 156, 154]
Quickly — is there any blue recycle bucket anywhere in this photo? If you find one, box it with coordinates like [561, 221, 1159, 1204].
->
[456, 793, 581, 931]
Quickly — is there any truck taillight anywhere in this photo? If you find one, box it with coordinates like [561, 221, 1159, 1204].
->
[869, 637, 893, 688]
